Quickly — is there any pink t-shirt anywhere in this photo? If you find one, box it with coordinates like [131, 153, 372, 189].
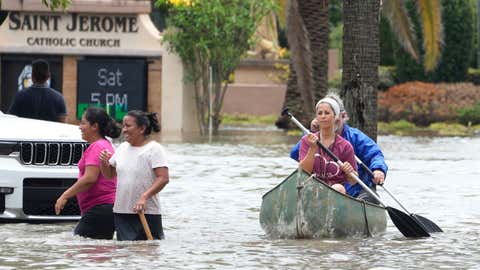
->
[76, 139, 117, 215]
[299, 133, 357, 186]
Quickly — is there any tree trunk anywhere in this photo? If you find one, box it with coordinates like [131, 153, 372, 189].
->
[341, 0, 380, 141]
[275, 65, 310, 129]
[276, 0, 329, 130]
[302, 0, 329, 102]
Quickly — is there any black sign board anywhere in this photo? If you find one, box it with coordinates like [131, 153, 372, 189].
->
[77, 58, 146, 121]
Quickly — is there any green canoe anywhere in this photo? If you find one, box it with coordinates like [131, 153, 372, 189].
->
[260, 169, 387, 238]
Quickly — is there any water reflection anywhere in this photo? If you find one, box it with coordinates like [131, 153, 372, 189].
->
[1, 129, 479, 269]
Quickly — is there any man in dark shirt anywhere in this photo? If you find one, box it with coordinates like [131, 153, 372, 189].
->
[8, 59, 67, 122]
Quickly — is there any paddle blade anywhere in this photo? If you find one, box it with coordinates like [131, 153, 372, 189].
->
[411, 213, 443, 233]
[387, 207, 430, 238]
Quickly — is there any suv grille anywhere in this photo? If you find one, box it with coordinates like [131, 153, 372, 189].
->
[20, 142, 89, 166]
[23, 178, 80, 216]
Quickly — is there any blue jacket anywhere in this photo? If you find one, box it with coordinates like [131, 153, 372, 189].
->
[289, 124, 388, 197]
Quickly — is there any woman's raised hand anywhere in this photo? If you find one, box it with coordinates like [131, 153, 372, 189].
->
[99, 150, 112, 166]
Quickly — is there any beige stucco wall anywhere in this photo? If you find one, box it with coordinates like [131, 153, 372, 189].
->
[223, 49, 340, 116]
[148, 58, 162, 121]
[160, 49, 199, 140]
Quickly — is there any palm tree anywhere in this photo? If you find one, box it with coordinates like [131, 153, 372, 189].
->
[341, 0, 380, 140]
[275, 0, 329, 129]
[342, 0, 443, 140]
[382, 0, 443, 72]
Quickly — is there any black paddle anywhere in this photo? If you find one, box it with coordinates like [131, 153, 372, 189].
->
[354, 156, 443, 233]
[282, 108, 431, 238]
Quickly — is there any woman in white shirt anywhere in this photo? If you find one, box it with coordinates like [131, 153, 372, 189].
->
[100, 110, 169, 240]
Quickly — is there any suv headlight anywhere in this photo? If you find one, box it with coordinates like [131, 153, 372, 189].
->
[0, 141, 20, 156]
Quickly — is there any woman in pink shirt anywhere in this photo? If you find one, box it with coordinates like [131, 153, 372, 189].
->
[299, 97, 358, 194]
[55, 107, 120, 239]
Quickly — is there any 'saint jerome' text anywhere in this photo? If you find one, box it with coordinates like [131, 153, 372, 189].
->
[8, 12, 138, 33]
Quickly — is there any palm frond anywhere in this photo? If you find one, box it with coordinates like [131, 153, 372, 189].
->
[417, 0, 444, 71]
[381, 0, 418, 61]
[276, 0, 287, 28]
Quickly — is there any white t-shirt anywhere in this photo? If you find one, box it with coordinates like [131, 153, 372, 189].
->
[109, 141, 168, 214]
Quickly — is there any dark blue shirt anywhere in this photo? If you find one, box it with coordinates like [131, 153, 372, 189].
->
[8, 85, 66, 122]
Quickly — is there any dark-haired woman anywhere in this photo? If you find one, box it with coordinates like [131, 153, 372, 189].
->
[100, 110, 169, 241]
[55, 107, 121, 239]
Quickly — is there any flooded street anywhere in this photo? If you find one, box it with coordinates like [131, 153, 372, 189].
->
[1, 129, 479, 269]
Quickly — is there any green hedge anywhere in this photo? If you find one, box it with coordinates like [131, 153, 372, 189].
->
[459, 102, 480, 125]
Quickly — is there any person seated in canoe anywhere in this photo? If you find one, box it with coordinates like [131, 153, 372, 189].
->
[298, 97, 358, 194]
[292, 92, 388, 203]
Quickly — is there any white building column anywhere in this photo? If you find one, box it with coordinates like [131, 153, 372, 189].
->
[161, 49, 199, 140]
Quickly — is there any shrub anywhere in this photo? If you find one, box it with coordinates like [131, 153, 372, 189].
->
[458, 102, 480, 125]
[378, 66, 397, 90]
[467, 68, 480, 85]
[378, 82, 480, 125]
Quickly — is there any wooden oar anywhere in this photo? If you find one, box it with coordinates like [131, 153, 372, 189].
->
[354, 156, 443, 233]
[138, 212, 153, 240]
[282, 108, 431, 238]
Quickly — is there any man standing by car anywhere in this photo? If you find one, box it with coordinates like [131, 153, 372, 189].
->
[8, 59, 67, 123]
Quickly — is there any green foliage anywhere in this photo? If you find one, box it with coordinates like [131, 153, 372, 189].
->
[431, 0, 473, 82]
[467, 68, 480, 84]
[380, 15, 395, 66]
[458, 102, 480, 125]
[327, 70, 342, 89]
[378, 120, 417, 136]
[387, 120, 416, 130]
[429, 122, 469, 136]
[378, 66, 397, 90]
[378, 120, 479, 136]
[329, 24, 343, 50]
[159, 0, 273, 81]
[41, 0, 70, 10]
[469, 0, 478, 68]
[329, 0, 342, 27]
[221, 114, 277, 126]
[394, 0, 474, 83]
[393, 0, 430, 82]
[156, 0, 275, 134]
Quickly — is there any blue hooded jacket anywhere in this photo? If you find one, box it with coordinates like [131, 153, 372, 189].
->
[289, 124, 388, 197]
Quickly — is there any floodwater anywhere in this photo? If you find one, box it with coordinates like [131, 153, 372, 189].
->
[1, 127, 479, 269]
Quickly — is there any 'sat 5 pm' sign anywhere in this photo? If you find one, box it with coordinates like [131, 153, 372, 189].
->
[76, 59, 147, 121]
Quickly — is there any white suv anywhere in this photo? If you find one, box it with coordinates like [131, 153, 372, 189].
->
[0, 111, 84, 221]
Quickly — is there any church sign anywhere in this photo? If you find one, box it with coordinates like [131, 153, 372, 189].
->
[0, 11, 162, 56]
